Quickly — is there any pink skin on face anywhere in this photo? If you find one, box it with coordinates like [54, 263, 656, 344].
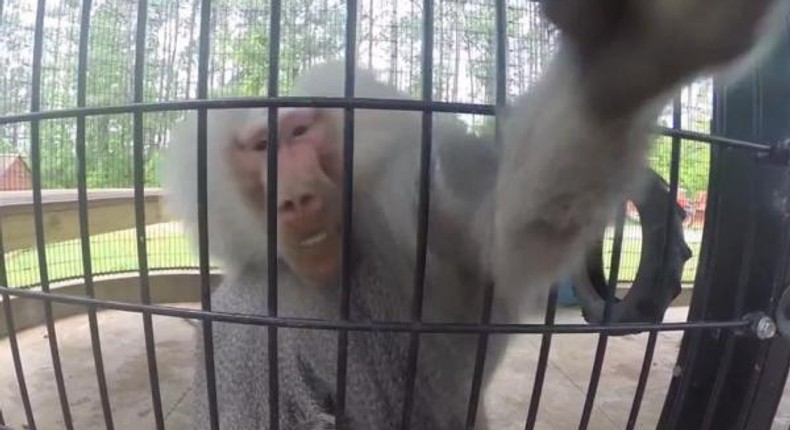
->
[227, 108, 343, 286]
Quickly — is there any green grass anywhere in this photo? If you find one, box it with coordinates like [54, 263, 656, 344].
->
[601, 225, 702, 284]
[4, 222, 703, 289]
[5, 222, 199, 288]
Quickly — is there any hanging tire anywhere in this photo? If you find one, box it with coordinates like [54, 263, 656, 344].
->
[571, 169, 693, 328]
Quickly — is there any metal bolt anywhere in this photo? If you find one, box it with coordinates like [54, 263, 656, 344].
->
[754, 315, 777, 340]
[741, 312, 777, 340]
[758, 138, 790, 165]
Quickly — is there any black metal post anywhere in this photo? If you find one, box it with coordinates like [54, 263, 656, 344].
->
[334, 0, 358, 426]
[464, 1, 507, 428]
[29, 0, 74, 427]
[75, 0, 116, 428]
[132, 1, 166, 428]
[196, 1, 219, 429]
[659, 27, 790, 430]
[266, 1, 282, 428]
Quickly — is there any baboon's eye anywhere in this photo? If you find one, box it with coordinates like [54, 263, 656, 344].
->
[292, 125, 309, 137]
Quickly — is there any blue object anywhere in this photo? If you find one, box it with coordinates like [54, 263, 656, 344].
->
[556, 277, 579, 306]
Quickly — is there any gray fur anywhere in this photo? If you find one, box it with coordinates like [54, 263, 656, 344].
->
[190, 188, 506, 429]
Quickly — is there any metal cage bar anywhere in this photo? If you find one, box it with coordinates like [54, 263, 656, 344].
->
[523, 287, 559, 430]
[132, 0, 166, 428]
[577, 204, 627, 430]
[29, 0, 74, 428]
[334, 0, 358, 426]
[0, 285, 753, 334]
[464, 2, 508, 428]
[399, 1, 435, 428]
[698, 93, 762, 430]
[0, 101, 767, 156]
[266, 2, 283, 429]
[0, 228, 36, 429]
[624, 95, 685, 430]
[196, 0, 219, 428]
[74, 0, 115, 428]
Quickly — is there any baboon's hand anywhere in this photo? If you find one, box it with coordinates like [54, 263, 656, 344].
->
[544, 0, 787, 117]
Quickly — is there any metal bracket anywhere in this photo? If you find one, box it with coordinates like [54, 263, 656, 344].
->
[756, 138, 790, 166]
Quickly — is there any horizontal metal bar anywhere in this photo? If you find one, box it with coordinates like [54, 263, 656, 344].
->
[655, 126, 769, 151]
[0, 98, 494, 122]
[0, 98, 769, 151]
[0, 286, 751, 335]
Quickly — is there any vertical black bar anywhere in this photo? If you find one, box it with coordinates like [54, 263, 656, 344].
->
[266, 2, 282, 429]
[577, 205, 626, 430]
[659, 85, 732, 430]
[334, 0, 357, 426]
[697, 199, 758, 430]
[698, 77, 762, 430]
[464, 280, 494, 430]
[0, 227, 36, 429]
[0, 408, 4, 425]
[731, 225, 790, 428]
[133, 1, 165, 428]
[659, 30, 790, 430]
[625, 95, 683, 430]
[523, 287, 559, 430]
[464, 2, 506, 428]
[75, 0, 115, 428]
[196, 0, 218, 428]
[29, 1, 74, 428]
[399, 0, 434, 428]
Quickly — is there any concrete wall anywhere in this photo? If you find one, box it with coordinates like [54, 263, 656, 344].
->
[0, 271, 223, 337]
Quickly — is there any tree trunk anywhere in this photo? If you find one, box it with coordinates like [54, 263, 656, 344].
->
[452, 3, 461, 101]
[185, 0, 199, 99]
[367, 0, 374, 68]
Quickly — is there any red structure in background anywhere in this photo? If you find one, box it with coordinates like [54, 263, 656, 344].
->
[0, 154, 32, 191]
[626, 188, 707, 229]
[687, 191, 707, 228]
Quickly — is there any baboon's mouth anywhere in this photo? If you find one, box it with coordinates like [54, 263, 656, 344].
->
[298, 230, 329, 247]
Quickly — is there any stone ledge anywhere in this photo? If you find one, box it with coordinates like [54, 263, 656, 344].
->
[0, 270, 222, 337]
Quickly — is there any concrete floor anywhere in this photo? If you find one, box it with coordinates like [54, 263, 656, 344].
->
[1, 303, 788, 430]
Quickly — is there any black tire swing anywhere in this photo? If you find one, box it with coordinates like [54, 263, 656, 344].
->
[571, 169, 693, 327]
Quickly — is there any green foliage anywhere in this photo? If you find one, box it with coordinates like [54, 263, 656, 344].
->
[145, 148, 164, 185]
[648, 136, 711, 199]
